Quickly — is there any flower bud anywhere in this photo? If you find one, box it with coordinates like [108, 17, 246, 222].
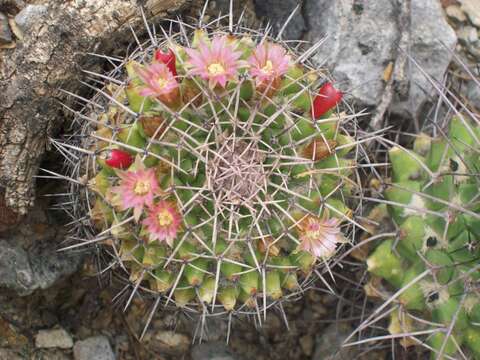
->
[154, 48, 177, 77]
[104, 149, 133, 169]
[312, 82, 343, 119]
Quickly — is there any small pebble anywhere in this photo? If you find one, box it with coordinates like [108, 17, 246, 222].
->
[458, 25, 479, 45]
[466, 80, 480, 109]
[299, 334, 314, 356]
[154, 330, 190, 353]
[313, 323, 357, 360]
[35, 328, 74, 349]
[73, 336, 115, 360]
[191, 341, 238, 360]
[14, 4, 47, 32]
[0, 12, 12, 44]
[0, 348, 23, 360]
[446, 5, 467, 23]
[461, 0, 480, 27]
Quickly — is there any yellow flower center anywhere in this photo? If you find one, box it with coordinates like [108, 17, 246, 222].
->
[208, 63, 225, 75]
[261, 60, 273, 74]
[301, 218, 322, 240]
[156, 77, 168, 89]
[157, 209, 174, 227]
[134, 180, 151, 196]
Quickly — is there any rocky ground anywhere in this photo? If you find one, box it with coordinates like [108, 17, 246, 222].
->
[1, 0, 479, 359]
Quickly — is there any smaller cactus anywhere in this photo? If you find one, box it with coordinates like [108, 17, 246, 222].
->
[365, 115, 480, 359]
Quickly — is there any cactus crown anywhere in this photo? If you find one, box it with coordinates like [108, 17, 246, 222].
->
[366, 116, 480, 359]
[50, 11, 369, 339]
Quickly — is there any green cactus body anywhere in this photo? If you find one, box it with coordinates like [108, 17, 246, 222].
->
[366, 116, 480, 359]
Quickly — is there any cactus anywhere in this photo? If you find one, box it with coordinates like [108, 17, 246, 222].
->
[365, 115, 480, 359]
[48, 9, 371, 340]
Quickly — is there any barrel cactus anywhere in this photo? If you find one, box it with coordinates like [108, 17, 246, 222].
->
[55, 13, 365, 334]
[365, 115, 480, 359]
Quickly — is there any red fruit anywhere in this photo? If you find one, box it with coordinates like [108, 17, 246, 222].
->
[312, 82, 343, 119]
[104, 149, 133, 169]
[154, 48, 177, 77]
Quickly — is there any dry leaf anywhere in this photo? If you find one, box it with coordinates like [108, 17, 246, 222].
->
[383, 61, 394, 82]
[8, 18, 23, 41]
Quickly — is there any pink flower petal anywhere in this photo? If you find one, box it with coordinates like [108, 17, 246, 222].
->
[112, 167, 160, 221]
[248, 41, 291, 85]
[135, 62, 178, 99]
[297, 215, 343, 258]
[186, 35, 243, 88]
[142, 201, 182, 245]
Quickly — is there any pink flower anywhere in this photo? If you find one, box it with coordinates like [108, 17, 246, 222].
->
[297, 214, 343, 258]
[112, 159, 160, 221]
[185, 35, 243, 88]
[142, 201, 182, 246]
[135, 62, 179, 100]
[248, 42, 290, 86]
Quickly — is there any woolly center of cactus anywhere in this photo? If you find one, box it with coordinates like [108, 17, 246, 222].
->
[207, 135, 266, 206]
[207, 63, 226, 76]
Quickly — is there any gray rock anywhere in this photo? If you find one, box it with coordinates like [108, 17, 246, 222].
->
[0, 241, 33, 294]
[446, 5, 467, 23]
[306, 0, 457, 119]
[312, 323, 357, 360]
[0, 12, 12, 44]
[466, 80, 480, 109]
[394, 0, 458, 117]
[73, 336, 115, 360]
[0, 240, 82, 296]
[14, 4, 48, 33]
[191, 342, 239, 360]
[461, 0, 480, 27]
[254, 0, 306, 40]
[306, 0, 397, 105]
[35, 328, 74, 349]
[29, 243, 83, 292]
